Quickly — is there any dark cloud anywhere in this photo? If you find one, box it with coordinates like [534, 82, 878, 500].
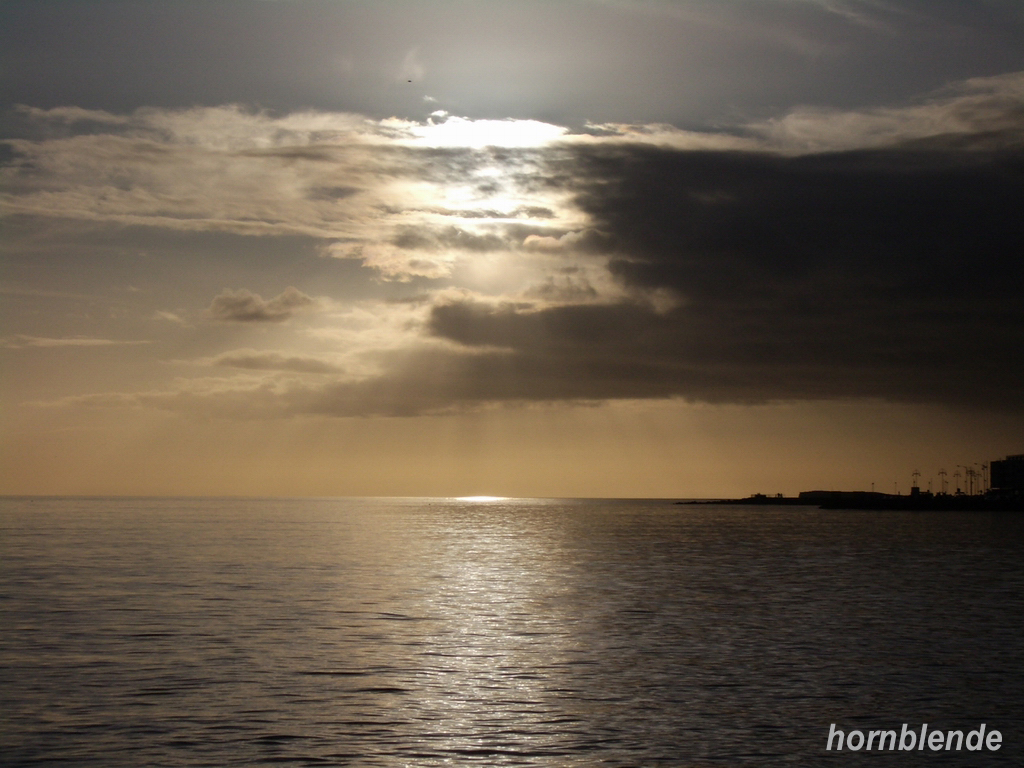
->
[522, 275, 599, 302]
[568, 142, 1024, 298]
[2, 335, 150, 349]
[207, 287, 317, 323]
[425, 205, 556, 219]
[520, 227, 613, 253]
[409, 138, 1024, 411]
[391, 225, 508, 253]
[306, 185, 360, 201]
[211, 350, 341, 374]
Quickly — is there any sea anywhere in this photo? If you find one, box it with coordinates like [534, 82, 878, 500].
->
[1, 496, 1022, 767]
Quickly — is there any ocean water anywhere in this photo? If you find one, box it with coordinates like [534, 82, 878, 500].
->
[1, 497, 1022, 767]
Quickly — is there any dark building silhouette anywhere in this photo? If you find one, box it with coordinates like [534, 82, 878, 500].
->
[991, 454, 1024, 492]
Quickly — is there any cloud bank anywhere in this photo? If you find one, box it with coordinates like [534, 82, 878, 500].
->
[6, 72, 1024, 416]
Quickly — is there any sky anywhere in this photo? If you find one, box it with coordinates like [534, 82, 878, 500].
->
[2, 0, 1023, 497]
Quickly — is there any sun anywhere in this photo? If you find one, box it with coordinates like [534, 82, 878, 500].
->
[455, 495, 508, 502]
[409, 114, 566, 149]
